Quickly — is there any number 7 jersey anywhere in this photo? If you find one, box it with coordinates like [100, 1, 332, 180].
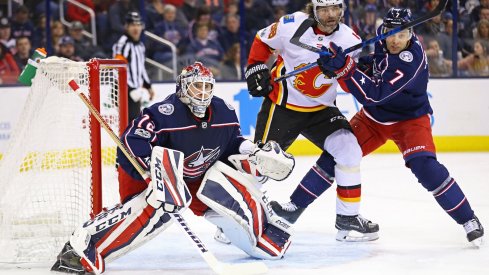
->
[248, 11, 362, 112]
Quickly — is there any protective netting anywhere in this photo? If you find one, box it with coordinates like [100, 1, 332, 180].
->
[0, 57, 123, 264]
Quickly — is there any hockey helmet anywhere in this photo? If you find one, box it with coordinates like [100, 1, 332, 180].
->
[176, 62, 215, 118]
[383, 8, 412, 28]
[125, 11, 143, 25]
[311, 0, 345, 27]
[382, 8, 413, 39]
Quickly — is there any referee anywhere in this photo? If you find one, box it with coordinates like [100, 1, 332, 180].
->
[113, 11, 155, 121]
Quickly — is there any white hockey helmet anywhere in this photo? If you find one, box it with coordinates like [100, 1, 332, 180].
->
[311, 0, 345, 24]
[176, 62, 215, 118]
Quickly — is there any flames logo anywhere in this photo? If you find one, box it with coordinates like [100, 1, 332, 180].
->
[293, 63, 333, 98]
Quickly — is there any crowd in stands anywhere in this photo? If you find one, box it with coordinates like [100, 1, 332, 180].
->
[0, 0, 488, 84]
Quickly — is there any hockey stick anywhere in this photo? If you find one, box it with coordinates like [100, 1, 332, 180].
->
[67, 79, 268, 275]
[274, 0, 448, 82]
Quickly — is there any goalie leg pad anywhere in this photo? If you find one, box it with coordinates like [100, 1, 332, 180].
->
[199, 161, 290, 259]
[68, 191, 178, 272]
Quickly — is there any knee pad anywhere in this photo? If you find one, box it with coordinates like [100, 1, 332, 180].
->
[408, 156, 450, 192]
[324, 129, 362, 168]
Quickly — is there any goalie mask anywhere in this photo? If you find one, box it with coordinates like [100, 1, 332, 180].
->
[176, 62, 215, 118]
[311, 0, 345, 30]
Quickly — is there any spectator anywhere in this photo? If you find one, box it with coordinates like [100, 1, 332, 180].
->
[51, 21, 66, 54]
[188, 23, 224, 70]
[243, 0, 274, 34]
[474, 19, 489, 47]
[458, 40, 489, 76]
[426, 39, 452, 77]
[13, 36, 32, 71]
[66, 0, 95, 26]
[145, 0, 165, 32]
[218, 14, 250, 53]
[31, 14, 48, 49]
[182, 0, 199, 22]
[151, 4, 187, 63]
[188, 5, 220, 42]
[57, 36, 83, 61]
[470, 0, 489, 24]
[219, 43, 242, 80]
[68, 21, 107, 60]
[113, 12, 154, 121]
[10, 5, 34, 41]
[0, 17, 15, 53]
[108, 0, 138, 47]
[358, 4, 378, 39]
[0, 44, 20, 84]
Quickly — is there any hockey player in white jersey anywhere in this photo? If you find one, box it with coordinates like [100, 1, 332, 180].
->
[244, 0, 379, 241]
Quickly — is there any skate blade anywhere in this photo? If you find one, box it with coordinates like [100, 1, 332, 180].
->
[214, 230, 231, 245]
[336, 230, 379, 242]
[469, 236, 484, 248]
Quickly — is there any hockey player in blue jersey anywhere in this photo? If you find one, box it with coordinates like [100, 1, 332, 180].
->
[275, 8, 484, 246]
[51, 62, 296, 274]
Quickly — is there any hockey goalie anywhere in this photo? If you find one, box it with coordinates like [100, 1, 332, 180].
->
[51, 62, 295, 274]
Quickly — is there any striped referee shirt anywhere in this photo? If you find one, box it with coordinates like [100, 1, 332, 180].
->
[112, 34, 151, 90]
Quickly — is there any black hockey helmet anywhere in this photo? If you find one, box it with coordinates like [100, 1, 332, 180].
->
[125, 11, 143, 25]
[383, 8, 412, 28]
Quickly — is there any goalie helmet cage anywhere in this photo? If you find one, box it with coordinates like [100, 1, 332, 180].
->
[0, 57, 127, 264]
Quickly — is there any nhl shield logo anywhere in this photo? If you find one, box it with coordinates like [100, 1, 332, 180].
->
[158, 103, 174, 115]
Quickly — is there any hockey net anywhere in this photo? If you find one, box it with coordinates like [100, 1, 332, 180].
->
[0, 57, 127, 264]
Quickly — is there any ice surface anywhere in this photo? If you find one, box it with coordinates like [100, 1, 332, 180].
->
[1, 153, 488, 275]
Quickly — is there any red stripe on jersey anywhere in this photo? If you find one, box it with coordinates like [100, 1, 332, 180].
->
[163, 149, 183, 206]
[225, 175, 264, 238]
[336, 186, 361, 198]
[100, 205, 155, 257]
[248, 36, 274, 65]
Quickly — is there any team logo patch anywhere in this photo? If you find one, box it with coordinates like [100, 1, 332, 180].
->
[283, 14, 294, 24]
[134, 128, 151, 138]
[158, 103, 174, 115]
[399, 51, 413, 62]
[184, 146, 221, 178]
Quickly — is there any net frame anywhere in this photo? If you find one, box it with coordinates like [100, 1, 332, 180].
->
[0, 58, 127, 264]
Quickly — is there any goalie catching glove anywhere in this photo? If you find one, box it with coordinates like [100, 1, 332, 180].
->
[147, 146, 191, 212]
[229, 140, 295, 181]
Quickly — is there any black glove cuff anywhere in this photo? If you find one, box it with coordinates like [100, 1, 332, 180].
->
[245, 63, 269, 78]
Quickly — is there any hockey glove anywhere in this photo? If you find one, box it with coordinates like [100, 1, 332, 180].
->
[357, 56, 374, 76]
[317, 42, 356, 80]
[245, 62, 272, 97]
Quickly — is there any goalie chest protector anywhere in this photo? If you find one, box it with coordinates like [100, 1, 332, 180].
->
[118, 94, 245, 181]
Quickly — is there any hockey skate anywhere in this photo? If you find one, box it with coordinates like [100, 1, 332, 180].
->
[335, 214, 379, 242]
[214, 226, 231, 244]
[269, 201, 305, 224]
[51, 242, 86, 274]
[464, 215, 484, 247]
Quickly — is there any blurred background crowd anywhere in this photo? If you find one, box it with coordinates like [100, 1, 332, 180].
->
[0, 0, 487, 85]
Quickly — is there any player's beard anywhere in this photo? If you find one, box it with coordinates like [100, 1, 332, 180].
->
[316, 15, 341, 34]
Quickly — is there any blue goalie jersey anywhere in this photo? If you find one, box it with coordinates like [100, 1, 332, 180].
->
[117, 94, 246, 181]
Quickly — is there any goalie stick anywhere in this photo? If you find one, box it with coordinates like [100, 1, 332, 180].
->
[67, 79, 268, 275]
[274, 0, 448, 82]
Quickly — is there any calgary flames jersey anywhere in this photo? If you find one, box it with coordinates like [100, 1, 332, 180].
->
[248, 11, 362, 112]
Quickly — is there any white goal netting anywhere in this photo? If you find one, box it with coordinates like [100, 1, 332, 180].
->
[0, 57, 125, 264]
